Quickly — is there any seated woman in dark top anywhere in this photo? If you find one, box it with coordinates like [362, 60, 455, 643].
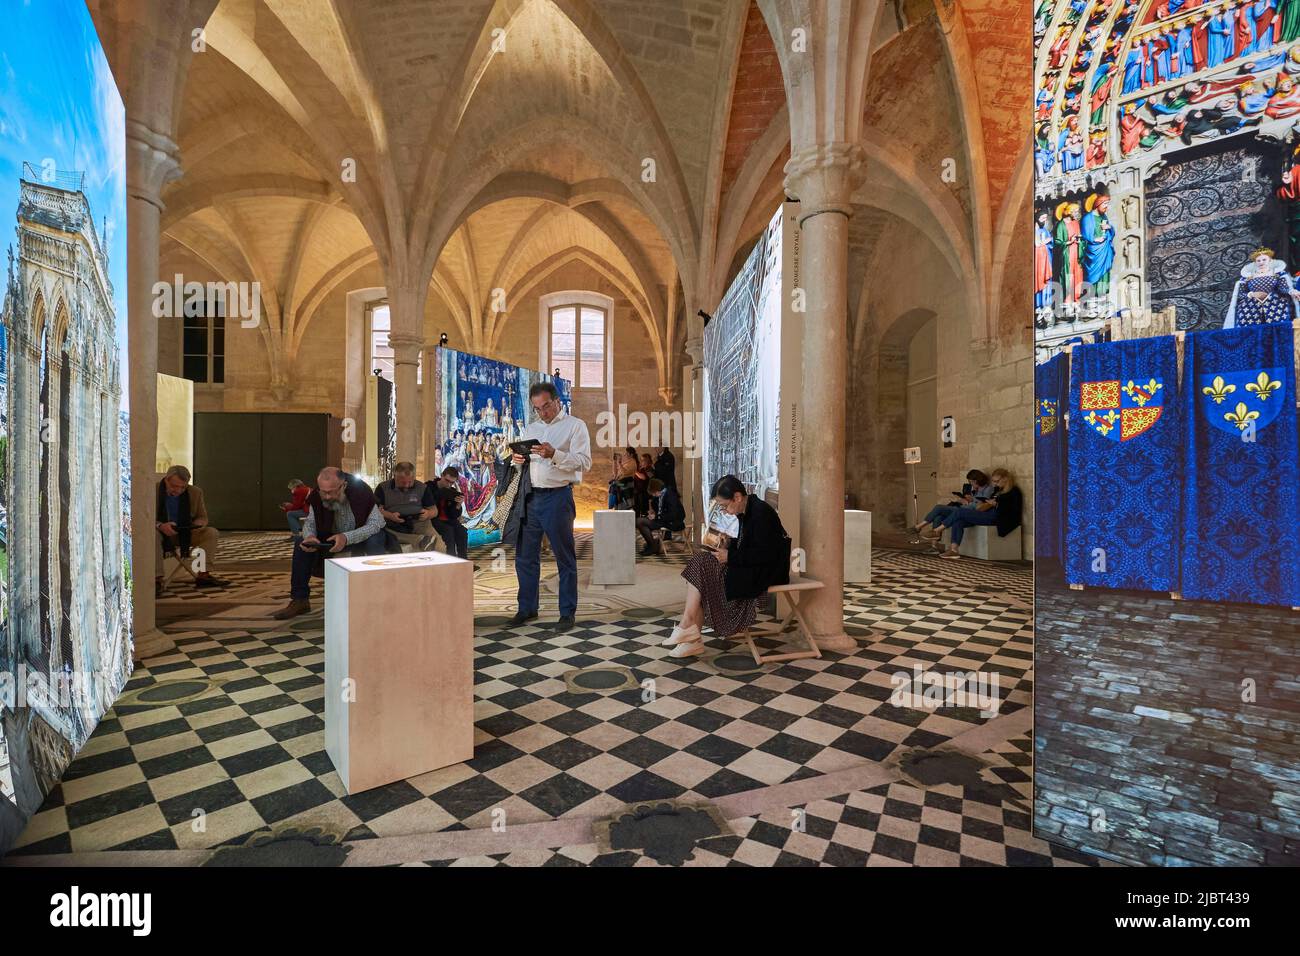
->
[939, 468, 1023, 560]
[663, 475, 791, 658]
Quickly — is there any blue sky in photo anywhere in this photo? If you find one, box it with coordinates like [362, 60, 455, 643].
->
[0, 0, 129, 403]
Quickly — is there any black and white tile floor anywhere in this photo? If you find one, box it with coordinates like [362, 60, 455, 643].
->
[4, 546, 1102, 867]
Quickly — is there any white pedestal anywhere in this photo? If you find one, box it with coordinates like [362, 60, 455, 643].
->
[844, 510, 872, 584]
[324, 551, 474, 794]
[958, 525, 1023, 561]
[592, 509, 636, 585]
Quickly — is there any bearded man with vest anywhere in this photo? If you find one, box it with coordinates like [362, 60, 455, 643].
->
[272, 466, 386, 619]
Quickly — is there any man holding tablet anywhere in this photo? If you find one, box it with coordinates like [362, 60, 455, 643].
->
[497, 381, 591, 633]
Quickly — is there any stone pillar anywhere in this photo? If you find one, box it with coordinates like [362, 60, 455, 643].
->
[681, 335, 704, 536]
[126, 120, 182, 661]
[783, 143, 865, 654]
[389, 332, 423, 466]
[421, 344, 438, 476]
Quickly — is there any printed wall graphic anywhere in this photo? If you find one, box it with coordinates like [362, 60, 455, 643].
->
[702, 205, 784, 506]
[0, 0, 132, 853]
[431, 347, 569, 546]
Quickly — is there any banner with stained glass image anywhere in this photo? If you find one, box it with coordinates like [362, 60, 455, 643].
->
[1066, 336, 1182, 591]
[1181, 325, 1300, 607]
[1034, 353, 1069, 561]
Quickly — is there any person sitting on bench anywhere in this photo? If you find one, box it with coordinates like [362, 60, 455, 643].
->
[939, 468, 1023, 560]
[155, 465, 225, 595]
[662, 475, 790, 659]
[637, 478, 685, 556]
[272, 467, 386, 619]
[914, 469, 994, 538]
[375, 461, 437, 552]
[431, 466, 470, 559]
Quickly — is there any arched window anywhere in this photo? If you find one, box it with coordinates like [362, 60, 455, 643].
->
[548, 303, 605, 388]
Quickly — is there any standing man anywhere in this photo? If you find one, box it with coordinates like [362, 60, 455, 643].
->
[155, 465, 225, 594]
[497, 381, 591, 632]
[272, 466, 386, 620]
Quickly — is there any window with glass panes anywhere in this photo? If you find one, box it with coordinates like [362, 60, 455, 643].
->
[549, 304, 604, 387]
[182, 296, 225, 384]
[368, 303, 421, 383]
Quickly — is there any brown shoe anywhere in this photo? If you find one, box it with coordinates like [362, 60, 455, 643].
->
[272, 599, 311, 620]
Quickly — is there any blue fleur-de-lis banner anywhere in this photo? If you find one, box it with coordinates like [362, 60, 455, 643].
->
[1035, 354, 1069, 561]
[1067, 336, 1182, 591]
[1182, 326, 1300, 607]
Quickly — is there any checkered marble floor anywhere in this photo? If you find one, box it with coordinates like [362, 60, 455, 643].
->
[6, 547, 1070, 866]
[414, 737, 1102, 867]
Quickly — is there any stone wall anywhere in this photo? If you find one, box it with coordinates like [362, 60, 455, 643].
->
[494, 259, 683, 522]
[846, 214, 1034, 557]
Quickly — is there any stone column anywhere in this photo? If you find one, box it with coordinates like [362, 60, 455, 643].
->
[783, 143, 865, 654]
[421, 344, 438, 476]
[681, 335, 704, 536]
[389, 332, 423, 466]
[125, 120, 182, 661]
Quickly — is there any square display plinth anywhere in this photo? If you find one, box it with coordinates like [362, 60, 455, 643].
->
[324, 551, 474, 793]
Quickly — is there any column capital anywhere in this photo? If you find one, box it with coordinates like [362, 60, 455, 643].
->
[125, 119, 181, 211]
[657, 385, 679, 406]
[783, 142, 867, 223]
[684, 336, 704, 366]
[387, 332, 424, 364]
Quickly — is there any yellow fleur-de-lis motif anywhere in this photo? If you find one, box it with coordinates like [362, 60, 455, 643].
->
[1224, 402, 1260, 431]
[1201, 376, 1236, 405]
[1244, 371, 1281, 401]
[1122, 379, 1162, 406]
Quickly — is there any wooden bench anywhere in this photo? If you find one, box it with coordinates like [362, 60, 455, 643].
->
[734, 576, 825, 666]
[657, 526, 694, 555]
[159, 551, 198, 593]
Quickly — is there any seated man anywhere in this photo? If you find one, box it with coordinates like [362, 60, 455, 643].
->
[154, 465, 225, 594]
[374, 461, 437, 552]
[637, 478, 686, 556]
[431, 466, 470, 560]
[272, 466, 386, 619]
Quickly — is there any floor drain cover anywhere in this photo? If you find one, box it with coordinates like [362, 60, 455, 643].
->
[475, 615, 514, 628]
[854, 597, 894, 607]
[594, 800, 731, 866]
[564, 666, 638, 694]
[624, 607, 665, 619]
[119, 678, 219, 707]
[710, 653, 764, 674]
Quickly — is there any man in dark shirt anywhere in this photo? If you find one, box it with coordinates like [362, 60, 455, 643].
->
[430, 466, 470, 559]
[374, 461, 438, 551]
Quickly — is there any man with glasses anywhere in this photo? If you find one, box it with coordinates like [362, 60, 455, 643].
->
[497, 381, 591, 632]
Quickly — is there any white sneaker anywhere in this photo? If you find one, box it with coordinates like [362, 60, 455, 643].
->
[660, 624, 701, 647]
[668, 638, 705, 658]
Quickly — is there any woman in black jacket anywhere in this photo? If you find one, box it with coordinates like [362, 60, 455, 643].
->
[663, 475, 791, 658]
[939, 467, 1023, 560]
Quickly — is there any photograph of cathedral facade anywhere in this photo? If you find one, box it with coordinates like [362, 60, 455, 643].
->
[1034, 0, 1300, 866]
[0, 0, 131, 837]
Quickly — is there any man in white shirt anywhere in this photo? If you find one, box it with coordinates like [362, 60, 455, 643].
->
[503, 381, 591, 632]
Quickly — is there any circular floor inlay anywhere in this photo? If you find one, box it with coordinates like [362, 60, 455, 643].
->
[572, 669, 630, 690]
[563, 665, 638, 694]
[119, 678, 219, 707]
[854, 597, 894, 607]
[710, 653, 764, 674]
[624, 607, 665, 619]
[475, 615, 514, 628]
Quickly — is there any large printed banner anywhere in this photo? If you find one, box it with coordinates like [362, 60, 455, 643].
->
[1066, 336, 1182, 591]
[1035, 353, 1069, 561]
[431, 348, 569, 546]
[1182, 325, 1300, 607]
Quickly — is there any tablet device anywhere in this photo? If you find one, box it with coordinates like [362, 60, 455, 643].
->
[509, 438, 541, 457]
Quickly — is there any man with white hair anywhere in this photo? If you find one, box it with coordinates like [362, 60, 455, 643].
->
[272, 467, 385, 619]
